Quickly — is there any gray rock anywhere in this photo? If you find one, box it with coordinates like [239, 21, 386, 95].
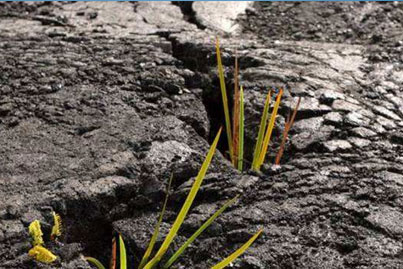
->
[293, 117, 324, 132]
[351, 127, 377, 138]
[291, 125, 334, 151]
[324, 112, 343, 126]
[348, 137, 371, 148]
[366, 206, 403, 236]
[323, 140, 352, 152]
[193, 1, 253, 32]
[332, 99, 361, 112]
[376, 116, 397, 129]
[318, 89, 346, 105]
[373, 106, 401, 121]
[284, 97, 331, 115]
[344, 111, 370, 126]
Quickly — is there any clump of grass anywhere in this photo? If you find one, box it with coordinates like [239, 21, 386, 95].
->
[85, 129, 262, 268]
[216, 38, 300, 171]
[216, 39, 245, 171]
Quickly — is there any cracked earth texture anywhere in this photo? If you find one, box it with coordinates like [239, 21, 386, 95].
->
[1, 1, 403, 269]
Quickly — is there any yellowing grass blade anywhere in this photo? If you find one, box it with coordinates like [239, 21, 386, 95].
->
[216, 38, 233, 162]
[85, 257, 106, 269]
[256, 89, 283, 170]
[138, 174, 173, 269]
[237, 86, 244, 171]
[163, 195, 239, 268]
[232, 53, 240, 167]
[252, 90, 271, 170]
[119, 235, 127, 269]
[143, 128, 222, 269]
[211, 229, 263, 269]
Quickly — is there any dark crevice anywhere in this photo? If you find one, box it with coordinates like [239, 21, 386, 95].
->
[172, 1, 206, 30]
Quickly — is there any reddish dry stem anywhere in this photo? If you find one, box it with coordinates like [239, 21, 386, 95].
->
[275, 97, 301, 165]
[232, 52, 240, 166]
[110, 237, 117, 269]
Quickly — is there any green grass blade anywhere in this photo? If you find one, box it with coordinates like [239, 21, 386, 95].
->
[216, 38, 233, 163]
[252, 90, 271, 170]
[85, 257, 106, 269]
[143, 128, 222, 269]
[256, 89, 283, 170]
[138, 175, 173, 269]
[237, 86, 244, 171]
[232, 53, 240, 167]
[119, 235, 127, 269]
[163, 195, 239, 268]
[211, 229, 263, 269]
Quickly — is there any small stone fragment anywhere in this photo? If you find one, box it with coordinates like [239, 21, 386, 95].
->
[324, 112, 343, 126]
[344, 111, 370, 126]
[332, 99, 361, 112]
[351, 127, 377, 138]
[323, 140, 352, 152]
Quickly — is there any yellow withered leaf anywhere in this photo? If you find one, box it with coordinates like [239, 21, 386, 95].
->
[51, 211, 62, 240]
[29, 220, 44, 246]
[29, 245, 57, 263]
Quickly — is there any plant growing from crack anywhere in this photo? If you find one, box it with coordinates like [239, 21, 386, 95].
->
[28, 212, 62, 264]
[216, 38, 301, 171]
[85, 129, 262, 269]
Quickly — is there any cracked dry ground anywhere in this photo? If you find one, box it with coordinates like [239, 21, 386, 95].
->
[1, 1, 403, 269]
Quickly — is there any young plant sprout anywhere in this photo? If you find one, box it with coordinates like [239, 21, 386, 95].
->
[216, 38, 300, 172]
[85, 129, 262, 269]
[27, 212, 61, 264]
[275, 97, 301, 165]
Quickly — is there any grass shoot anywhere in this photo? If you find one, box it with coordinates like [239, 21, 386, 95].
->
[275, 97, 301, 165]
[232, 53, 240, 167]
[142, 128, 222, 269]
[111, 237, 117, 269]
[216, 38, 233, 163]
[216, 40, 300, 172]
[138, 174, 173, 269]
[252, 90, 272, 170]
[86, 257, 106, 269]
[255, 88, 283, 170]
[119, 234, 127, 269]
[237, 86, 244, 171]
[211, 229, 263, 269]
[163, 195, 239, 268]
